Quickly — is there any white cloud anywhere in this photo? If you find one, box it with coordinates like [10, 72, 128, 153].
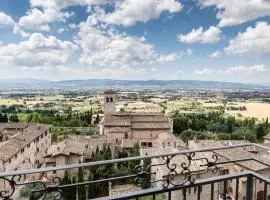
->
[30, 0, 182, 26]
[195, 68, 214, 75]
[99, 0, 182, 26]
[209, 51, 222, 58]
[223, 64, 268, 73]
[198, 0, 270, 27]
[0, 33, 78, 67]
[225, 22, 270, 55]
[77, 15, 181, 67]
[57, 27, 65, 33]
[178, 26, 221, 44]
[17, 8, 74, 32]
[156, 52, 183, 63]
[57, 23, 78, 33]
[30, 0, 110, 9]
[195, 64, 268, 76]
[0, 12, 15, 26]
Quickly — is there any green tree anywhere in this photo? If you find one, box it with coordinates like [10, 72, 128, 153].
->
[71, 177, 77, 200]
[77, 167, 86, 200]
[256, 124, 266, 141]
[140, 154, 151, 189]
[0, 112, 3, 122]
[128, 143, 141, 173]
[3, 114, 8, 122]
[31, 112, 40, 122]
[61, 171, 70, 200]
[94, 113, 100, 125]
[88, 172, 94, 199]
[9, 114, 19, 122]
[173, 116, 189, 134]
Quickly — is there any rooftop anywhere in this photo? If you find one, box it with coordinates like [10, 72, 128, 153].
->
[0, 123, 52, 162]
[45, 135, 110, 158]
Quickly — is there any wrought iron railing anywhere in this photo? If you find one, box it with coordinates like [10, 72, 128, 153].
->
[1, 143, 270, 200]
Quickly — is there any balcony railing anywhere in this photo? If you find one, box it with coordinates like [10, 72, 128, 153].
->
[1, 143, 270, 200]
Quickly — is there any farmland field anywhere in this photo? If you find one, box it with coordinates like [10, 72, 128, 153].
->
[226, 101, 270, 120]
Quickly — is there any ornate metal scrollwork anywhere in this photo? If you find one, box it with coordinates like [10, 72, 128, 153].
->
[30, 177, 63, 200]
[162, 152, 219, 188]
[134, 152, 219, 189]
[0, 175, 21, 200]
[0, 175, 64, 200]
[134, 163, 156, 187]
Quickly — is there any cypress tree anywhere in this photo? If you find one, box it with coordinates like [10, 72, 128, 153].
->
[140, 154, 151, 189]
[77, 167, 86, 200]
[128, 143, 141, 173]
[62, 171, 69, 200]
[87, 172, 94, 199]
[71, 177, 77, 200]
[89, 108, 93, 124]
[94, 114, 100, 124]
[4, 114, 9, 122]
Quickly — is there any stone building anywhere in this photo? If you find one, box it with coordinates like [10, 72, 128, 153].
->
[99, 90, 173, 148]
[0, 123, 52, 175]
[0, 123, 29, 142]
[43, 135, 112, 177]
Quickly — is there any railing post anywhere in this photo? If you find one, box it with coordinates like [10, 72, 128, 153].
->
[246, 174, 254, 200]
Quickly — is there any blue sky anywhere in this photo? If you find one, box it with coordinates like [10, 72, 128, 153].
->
[1, 0, 270, 83]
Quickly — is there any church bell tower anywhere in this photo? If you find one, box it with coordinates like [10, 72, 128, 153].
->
[104, 90, 116, 115]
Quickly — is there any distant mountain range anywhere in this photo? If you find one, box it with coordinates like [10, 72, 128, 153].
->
[0, 78, 269, 89]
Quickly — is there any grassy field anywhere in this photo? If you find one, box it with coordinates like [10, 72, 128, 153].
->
[117, 101, 163, 113]
[0, 95, 102, 114]
[226, 101, 270, 120]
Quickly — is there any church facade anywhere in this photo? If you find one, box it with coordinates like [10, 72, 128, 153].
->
[99, 90, 173, 148]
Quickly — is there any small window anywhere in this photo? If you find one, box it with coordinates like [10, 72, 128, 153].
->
[21, 148, 24, 153]
[141, 142, 147, 147]
[9, 158, 11, 163]
[148, 142, 152, 147]
[125, 133, 128, 139]
[45, 131, 48, 136]
[41, 134, 43, 139]
[110, 97, 113, 102]
[15, 154, 17, 158]
[106, 97, 110, 103]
